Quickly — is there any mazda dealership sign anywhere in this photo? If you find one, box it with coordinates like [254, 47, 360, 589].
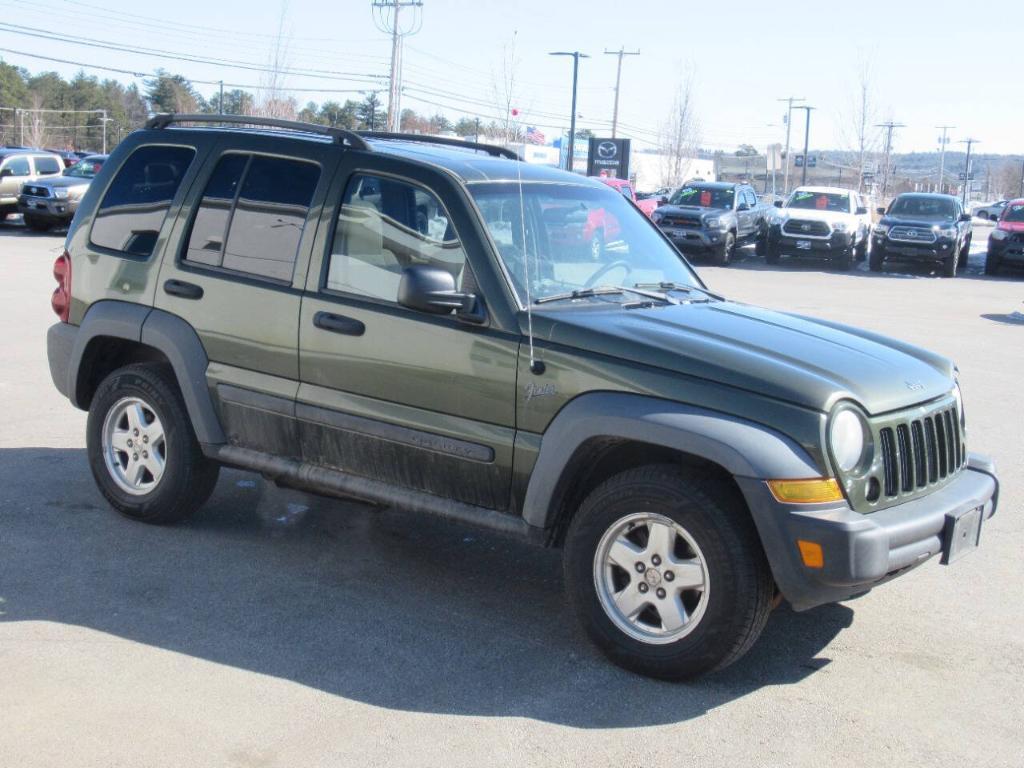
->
[587, 137, 631, 178]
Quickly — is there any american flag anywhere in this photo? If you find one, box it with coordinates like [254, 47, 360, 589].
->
[525, 126, 546, 145]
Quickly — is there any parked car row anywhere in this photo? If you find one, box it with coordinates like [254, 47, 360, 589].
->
[0, 147, 107, 230]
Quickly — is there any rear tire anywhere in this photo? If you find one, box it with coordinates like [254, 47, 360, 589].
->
[957, 236, 971, 271]
[765, 242, 781, 265]
[563, 464, 774, 680]
[86, 363, 219, 524]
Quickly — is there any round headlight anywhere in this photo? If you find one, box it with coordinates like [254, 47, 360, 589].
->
[830, 409, 867, 473]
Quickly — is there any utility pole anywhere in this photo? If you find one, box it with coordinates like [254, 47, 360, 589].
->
[875, 120, 905, 200]
[549, 51, 589, 173]
[372, 0, 424, 132]
[936, 125, 954, 194]
[959, 138, 980, 205]
[1019, 157, 1024, 198]
[219, 80, 225, 115]
[777, 96, 805, 194]
[100, 109, 108, 153]
[604, 47, 639, 138]
[794, 105, 815, 186]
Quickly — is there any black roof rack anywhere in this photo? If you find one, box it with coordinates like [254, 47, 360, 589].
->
[145, 113, 370, 150]
[357, 131, 520, 161]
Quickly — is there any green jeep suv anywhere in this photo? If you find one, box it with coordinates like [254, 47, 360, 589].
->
[46, 115, 999, 679]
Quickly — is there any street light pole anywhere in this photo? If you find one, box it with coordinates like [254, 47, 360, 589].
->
[959, 138, 980, 206]
[777, 96, 804, 194]
[875, 121, 905, 200]
[793, 105, 814, 186]
[936, 125, 954, 193]
[550, 51, 589, 173]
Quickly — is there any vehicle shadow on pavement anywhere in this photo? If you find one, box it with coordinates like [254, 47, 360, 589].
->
[1, 447, 852, 728]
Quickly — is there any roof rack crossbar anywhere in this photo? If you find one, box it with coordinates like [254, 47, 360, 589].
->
[357, 131, 520, 161]
[145, 113, 370, 150]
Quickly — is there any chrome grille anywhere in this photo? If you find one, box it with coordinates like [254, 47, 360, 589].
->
[783, 219, 831, 238]
[888, 226, 937, 244]
[875, 403, 964, 502]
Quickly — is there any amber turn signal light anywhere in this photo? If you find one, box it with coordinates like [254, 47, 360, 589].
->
[767, 478, 844, 504]
[797, 540, 825, 569]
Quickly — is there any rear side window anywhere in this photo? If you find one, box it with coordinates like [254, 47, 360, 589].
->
[34, 156, 62, 175]
[2, 156, 30, 176]
[183, 153, 320, 282]
[90, 145, 196, 258]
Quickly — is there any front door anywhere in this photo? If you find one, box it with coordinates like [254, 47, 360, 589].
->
[298, 157, 519, 510]
[155, 136, 336, 457]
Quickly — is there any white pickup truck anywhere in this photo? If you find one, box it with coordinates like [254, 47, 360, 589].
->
[766, 186, 873, 270]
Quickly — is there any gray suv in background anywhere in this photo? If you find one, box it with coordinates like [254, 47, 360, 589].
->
[18, 154, 108, 231]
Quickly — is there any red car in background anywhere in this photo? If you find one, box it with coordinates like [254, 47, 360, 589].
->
[594, 176, 661, 218]
[986, 198, 1024, 276]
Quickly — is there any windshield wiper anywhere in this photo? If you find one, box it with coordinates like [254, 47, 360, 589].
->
[536, 285, 677, 305]
[633, 281, 723, 301]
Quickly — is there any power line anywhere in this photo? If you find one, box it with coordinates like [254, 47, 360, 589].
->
[604, 47, 639, 138]
[372, 0, 423, 132]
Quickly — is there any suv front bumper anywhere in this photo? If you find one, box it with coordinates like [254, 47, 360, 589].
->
[659, 226, 726, 252]
[17, 194, 78, 223]
[769, 225, 852, 254]
[739, 453, 998, 611]
[874, 234, 958, 261]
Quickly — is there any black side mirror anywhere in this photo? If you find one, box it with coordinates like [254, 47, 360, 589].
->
[773, 200, 784, 208]
[0, 168, 12, 179]
[876, 206, 886, 216]
[959, 213, 972, 222]
[398, 264, 485, 324]
[736, 202, 750, 212]
[658, 196, 669, 205]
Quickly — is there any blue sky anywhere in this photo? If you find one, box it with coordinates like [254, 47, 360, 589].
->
[0, 0, 1020, 154]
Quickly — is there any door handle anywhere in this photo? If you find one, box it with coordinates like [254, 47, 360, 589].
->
[163, 279, 204, 300]
[313, 311, 365, 336]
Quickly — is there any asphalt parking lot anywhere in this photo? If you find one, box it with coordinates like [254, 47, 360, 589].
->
[1, 218, 1021, 767]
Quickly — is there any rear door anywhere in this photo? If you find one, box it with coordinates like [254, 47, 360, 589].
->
[154, 135, 337, 458]
[737, 187, 758, 239]
[30, 154, 63, 182]
[0, 154, 31, 206]
[298, 153, 519, 510]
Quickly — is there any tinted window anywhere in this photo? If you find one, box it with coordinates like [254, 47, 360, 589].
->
[183, 154, 319, 282]
[90, 145, 196, 257]
[326, 174, 466, 302]
[183, 154, 249, 268]
[889, 196, 956, 220]
[34, 156, 62, 175]
[2, 156, 30, 176]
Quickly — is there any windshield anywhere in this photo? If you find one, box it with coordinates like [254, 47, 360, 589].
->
[469, 181, 701, 304]
[1003, 202, 1024, 222]
[63, 157, 103, 178]
[888, 196, 956, 220]
[787, 190, 850, 212]
[668, 185, 733, 209]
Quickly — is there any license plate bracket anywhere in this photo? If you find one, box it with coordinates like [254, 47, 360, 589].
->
[796, 239, 812, 250]
[941, 506, 983, 564]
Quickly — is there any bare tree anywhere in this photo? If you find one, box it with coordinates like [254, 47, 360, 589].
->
[839, 55, 881, 192]
[24, 93, 52, 148]
[658, 68, 701, 188]
[254, 1, 296, 119]
[491, 32, 524, 144]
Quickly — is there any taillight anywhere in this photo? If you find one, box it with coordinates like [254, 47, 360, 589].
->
[51, 250, 71, 323]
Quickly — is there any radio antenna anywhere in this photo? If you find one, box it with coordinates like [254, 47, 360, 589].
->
[513, 113, 543, 375]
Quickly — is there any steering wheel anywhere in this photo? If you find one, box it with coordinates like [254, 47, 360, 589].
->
[584, 259, 633, 289]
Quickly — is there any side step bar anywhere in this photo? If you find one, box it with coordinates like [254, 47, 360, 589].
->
[212, 444, 543, 542]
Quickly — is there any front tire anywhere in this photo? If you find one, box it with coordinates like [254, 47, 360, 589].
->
[855, 235, 869, 262]
[87, 363, 219, 524]
[942, 250, 959, 277]
[869, 245, 885, 272]
[563, 465, 774, 680]
[985, 250, 1001, 275]
[834, 245, 854, 271]
[24, 214, 53, 232]
[712, 231, 736, 266]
